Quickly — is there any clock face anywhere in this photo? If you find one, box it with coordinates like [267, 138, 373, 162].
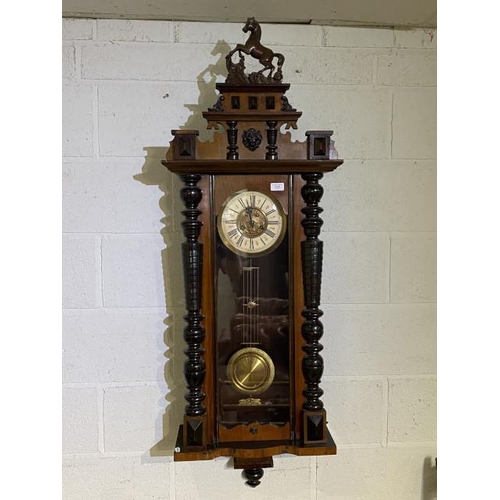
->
[217, 189, 286, 257]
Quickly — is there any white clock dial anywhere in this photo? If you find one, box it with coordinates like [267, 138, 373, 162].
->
[217, 189, 286, 257]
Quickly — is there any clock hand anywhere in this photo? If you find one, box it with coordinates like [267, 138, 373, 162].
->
[245, 206, 255, 227]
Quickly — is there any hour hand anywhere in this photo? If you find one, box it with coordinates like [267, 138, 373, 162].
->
[245, 206, 255, 226]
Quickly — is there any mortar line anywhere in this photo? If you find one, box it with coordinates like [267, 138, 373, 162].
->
[388, 233, 392, 302]
[99, 235, 104, 307]
[61, 301, 437, 310]
[63, 381, 165, 389]
[322, 374, 436, 382]
[61, 230, 437, 235]
[323, 374, 392, 381]
[170, 458, 176, 500]
[385, 377, 390, 447]
[72, 77, 435, 89]
[311, 456, 318, 500]
[63, 450, 175, 459]
[386, 441, 438, 448]
[390, 88, 395, 159]
[92, 233, 104, 309]
[372, 50, 378, 85]
[97, 384, 105, 453]
[75, 42, 82, 81]
[92, 84, 100, 158]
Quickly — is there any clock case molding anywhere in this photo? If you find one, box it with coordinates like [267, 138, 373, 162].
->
[161, 18, 344, 487]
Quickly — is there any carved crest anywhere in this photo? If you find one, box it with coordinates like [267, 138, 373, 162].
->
[226, 18, 285, 84]
[242, 128, 263, 151]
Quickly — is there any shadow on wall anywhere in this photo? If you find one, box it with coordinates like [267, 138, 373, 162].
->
[134, 40, 231, 457]
[422, 456, 437, 500]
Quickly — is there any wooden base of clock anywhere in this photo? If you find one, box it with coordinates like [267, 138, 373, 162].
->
[174, 424, 336, 485]
[174, 425, 337, 460]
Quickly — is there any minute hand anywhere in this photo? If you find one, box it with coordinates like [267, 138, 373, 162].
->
[245, 206, 255, 227]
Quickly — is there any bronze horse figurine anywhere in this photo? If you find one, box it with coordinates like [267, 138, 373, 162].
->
[227, 18, 284, 82]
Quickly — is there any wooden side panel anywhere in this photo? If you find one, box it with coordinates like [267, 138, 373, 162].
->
[292, 174, 306, 440]
[198, 175, 215, 445]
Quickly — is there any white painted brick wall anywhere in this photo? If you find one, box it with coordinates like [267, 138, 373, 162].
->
[97, 19, 173, 43]
[62, 455, 170, 500]
[392, 88, 437, 159]
[391, 233, 437, 303]
[62, 84, 94, 156]
[175, 456, 313, 500]
[97, 82, 201, 156]
[101, 234, 167, 308]
[322, 233, 390, 304]
[62, 309, 167, 383]
[322, 378, 386, 445]
[287, 86, 393, 159]
[62, 387, 99, 453]
[317, 444, 437, 500]
[388, 377, 437, 442]
[62, 18, 94, 40]
[103, 384, 167, 452]
[62, 234, 102, 308]
[321, 304, 437, 376]
[321, 160, 436, 232]
[377, 50, 437, 86]
[62, 18, 436, 500]
[62, 160, 171, 234]
[323, 26, 394, 48]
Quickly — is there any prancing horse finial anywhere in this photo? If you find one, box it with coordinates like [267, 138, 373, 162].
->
[225, 18, 285, 84]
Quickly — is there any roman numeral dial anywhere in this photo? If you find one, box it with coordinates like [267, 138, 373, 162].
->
[217, 189, 286, 257]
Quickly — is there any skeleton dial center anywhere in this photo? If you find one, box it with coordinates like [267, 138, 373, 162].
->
[218, 190, 285, 255]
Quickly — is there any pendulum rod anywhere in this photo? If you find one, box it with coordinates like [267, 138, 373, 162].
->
[241, 261, 260, 345]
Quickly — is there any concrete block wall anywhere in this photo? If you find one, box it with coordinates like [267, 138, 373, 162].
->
[62, 18, 436, 500]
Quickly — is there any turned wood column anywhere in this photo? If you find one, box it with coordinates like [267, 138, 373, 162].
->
[179, 173, 207, 448]
[300, 172, 327, 444]
[265, 120, 278, 159]
[226, 120, 239, 159]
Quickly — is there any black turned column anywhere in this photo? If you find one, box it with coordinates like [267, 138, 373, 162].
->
[265, 120, 278, 159]
[226, 120, 239, 159]
[179, 173, 207, 449]
[300, 172, 327, 444]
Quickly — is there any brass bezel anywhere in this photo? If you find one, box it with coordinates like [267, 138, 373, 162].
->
[217, 188, 287, 258]
[227, 347, 276, 396]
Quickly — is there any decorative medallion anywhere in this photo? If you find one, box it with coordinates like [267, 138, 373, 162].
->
[242, 128, 263, 151]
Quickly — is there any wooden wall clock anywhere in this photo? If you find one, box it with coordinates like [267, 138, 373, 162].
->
[162, 17, 344, 487]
